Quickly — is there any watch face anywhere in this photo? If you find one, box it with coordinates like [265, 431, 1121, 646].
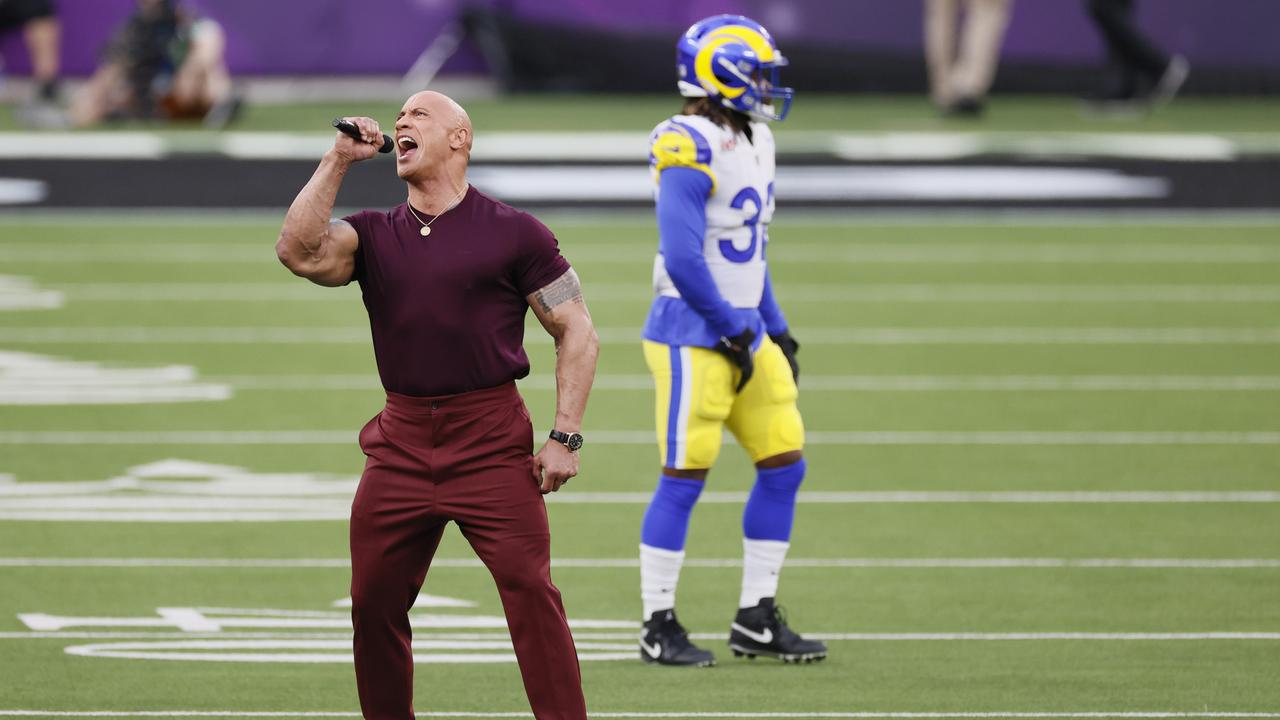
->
[566, 433, 584, 452]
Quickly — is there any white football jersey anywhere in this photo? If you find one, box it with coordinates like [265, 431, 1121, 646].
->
[648, 114, 776, 309]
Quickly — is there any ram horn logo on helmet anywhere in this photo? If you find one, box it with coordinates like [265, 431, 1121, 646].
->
[675, 14, 795, 122]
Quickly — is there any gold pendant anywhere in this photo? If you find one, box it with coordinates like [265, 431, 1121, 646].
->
[420, 226, 431, 237]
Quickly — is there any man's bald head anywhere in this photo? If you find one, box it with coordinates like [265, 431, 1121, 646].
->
[405, 91, 472, 151]
[394, 90, 473, 182]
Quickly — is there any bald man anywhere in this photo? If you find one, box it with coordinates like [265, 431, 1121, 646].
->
[277, 91, 598, 720]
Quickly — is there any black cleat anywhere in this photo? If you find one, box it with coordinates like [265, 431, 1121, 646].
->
[729, 597, 828, 664]
[640, 609, 716, 667]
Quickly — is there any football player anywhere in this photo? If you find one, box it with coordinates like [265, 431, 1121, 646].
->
[638, 14, 827, 667]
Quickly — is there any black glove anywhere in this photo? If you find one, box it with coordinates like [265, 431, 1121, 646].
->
[770, 330, 800, 382]
[714, 328, 756, 393]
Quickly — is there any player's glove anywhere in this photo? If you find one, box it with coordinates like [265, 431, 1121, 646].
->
[715, 328, 756, 393]
[770, 330, 800, 382]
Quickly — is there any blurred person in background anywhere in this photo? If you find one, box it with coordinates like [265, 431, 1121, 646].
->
[1084, 0, 1188, 111]
[924, 0, 1014, 117]
[69, 0, 239, 128]
[0, 0, 64, 127]
[637, 14, 826, 668]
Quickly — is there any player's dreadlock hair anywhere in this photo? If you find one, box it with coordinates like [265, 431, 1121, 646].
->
[682, 98, 754, 141]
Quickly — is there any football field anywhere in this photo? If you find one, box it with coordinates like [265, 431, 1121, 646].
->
[0, 211, 1278, 717]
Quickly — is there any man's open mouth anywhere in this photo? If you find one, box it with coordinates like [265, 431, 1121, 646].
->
[396, 135, 419, 159]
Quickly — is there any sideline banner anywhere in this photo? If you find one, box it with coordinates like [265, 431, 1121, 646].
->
[1, 0, 1278, 82]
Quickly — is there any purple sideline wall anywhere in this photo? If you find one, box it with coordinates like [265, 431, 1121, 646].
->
[2, 0, 1278, 77]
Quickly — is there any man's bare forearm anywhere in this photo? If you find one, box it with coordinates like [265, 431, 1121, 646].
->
[552, 320, 599, 432]
[277, 151, 352, 268]
[527, 269, 599, 433]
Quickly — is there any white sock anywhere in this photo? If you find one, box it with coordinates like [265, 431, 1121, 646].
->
[739, 538, 790, 608]
[640, 543, 686, 619]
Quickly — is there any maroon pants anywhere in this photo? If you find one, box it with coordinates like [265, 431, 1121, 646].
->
[350, 382, 586, 720]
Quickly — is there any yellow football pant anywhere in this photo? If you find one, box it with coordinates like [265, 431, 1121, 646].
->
[642, 335, 805, 470]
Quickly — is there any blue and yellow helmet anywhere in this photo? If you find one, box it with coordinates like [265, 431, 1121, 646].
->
[676, 14, 794, 122]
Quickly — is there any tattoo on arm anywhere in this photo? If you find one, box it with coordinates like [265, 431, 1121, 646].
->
[532, 270, 584, 314]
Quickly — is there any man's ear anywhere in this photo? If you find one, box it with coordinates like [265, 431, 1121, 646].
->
[451, 127, 471, 151]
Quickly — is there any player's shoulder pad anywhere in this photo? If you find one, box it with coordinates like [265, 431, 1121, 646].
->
[649, 115, 719, 191]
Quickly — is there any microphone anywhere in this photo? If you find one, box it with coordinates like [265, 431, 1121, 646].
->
[332, 117, 394, 154]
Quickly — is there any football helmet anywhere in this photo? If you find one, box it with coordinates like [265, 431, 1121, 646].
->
[676, 14, 794, 122]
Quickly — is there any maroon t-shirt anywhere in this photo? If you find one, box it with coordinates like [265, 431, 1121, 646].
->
[343, 186, 570, 396]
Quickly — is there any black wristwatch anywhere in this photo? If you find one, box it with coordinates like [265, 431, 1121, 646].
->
[549, 429, 584, 452]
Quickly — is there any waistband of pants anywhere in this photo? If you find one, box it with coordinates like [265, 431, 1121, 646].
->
[384, 381, 519, 416]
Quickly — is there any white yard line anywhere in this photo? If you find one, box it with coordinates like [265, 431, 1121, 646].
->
[545, 489, 1280, 502]
[0, 557, 1277, 569]
[46, 283, 1280, 303]
[2, 491, 1280, 523]
[796, 432, 1280, 446]
[2, 431, 1278, 446]
[3, 207, 1280, 226]
[3, 489, 1280, 522]
[2, 631, 1280, 644]
[211, 374, 1280, 392]
[3, 243, 1280, 264]
[0, 707, 1280, 712]
[3, 327, 1280, 345]
[776, 633, 1280, 641]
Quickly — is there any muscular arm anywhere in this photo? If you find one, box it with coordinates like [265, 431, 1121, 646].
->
[276, 117, 382, 287]
[527, 268, 599, 434]
[276, 154, 359, 287]
[527, 268, 599, 493]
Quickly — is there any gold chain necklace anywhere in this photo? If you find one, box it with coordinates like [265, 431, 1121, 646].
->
[406, 183, 468, 237]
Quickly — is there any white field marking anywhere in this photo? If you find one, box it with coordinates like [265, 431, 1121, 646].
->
[770, 285, 1280, 303]
[3, 207, 1280, 226]
[59, 283, 359, 302]
[0, 133, 166, 159]
[330, 592, 476, 609]
[214, 373, 1280, 392]
[16, 603, 638, 664]
[0, 276, 62, 310]
[830, 131, 1239, 161]
[552, 490, 1280, 503]
[797, 432, 1280, 446]
[4, 459, 1279, 522]
[0, 713, 1278, 720]
[540, 208, 1280, 227]
[3, 491, 1280, 523]
[521, 244, 1280, 265]
[707, 633, 1280, 641]
[40, 626, 1280, 662]
[2, 430, 1280, 447]
[58, 639, 633, 664]
[212, 129, 1250, 162]
[786, 375, 1280, 392]
[5, 631, 1280, 645]
[470, 165, 1169, 202]
[4, 327, 1280, 345]
[18, 608, 633, 633]
[0, 350, 230, 405]
[597, 285, 1280, 303]
[51, 632, 1280, 663]
[6, 242, 1280, 264]
[553, 490, 1280, 503]
[1, 557, 1278, 569]
[0, 632, 615, 640]
[48, 282, 1280, 304]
